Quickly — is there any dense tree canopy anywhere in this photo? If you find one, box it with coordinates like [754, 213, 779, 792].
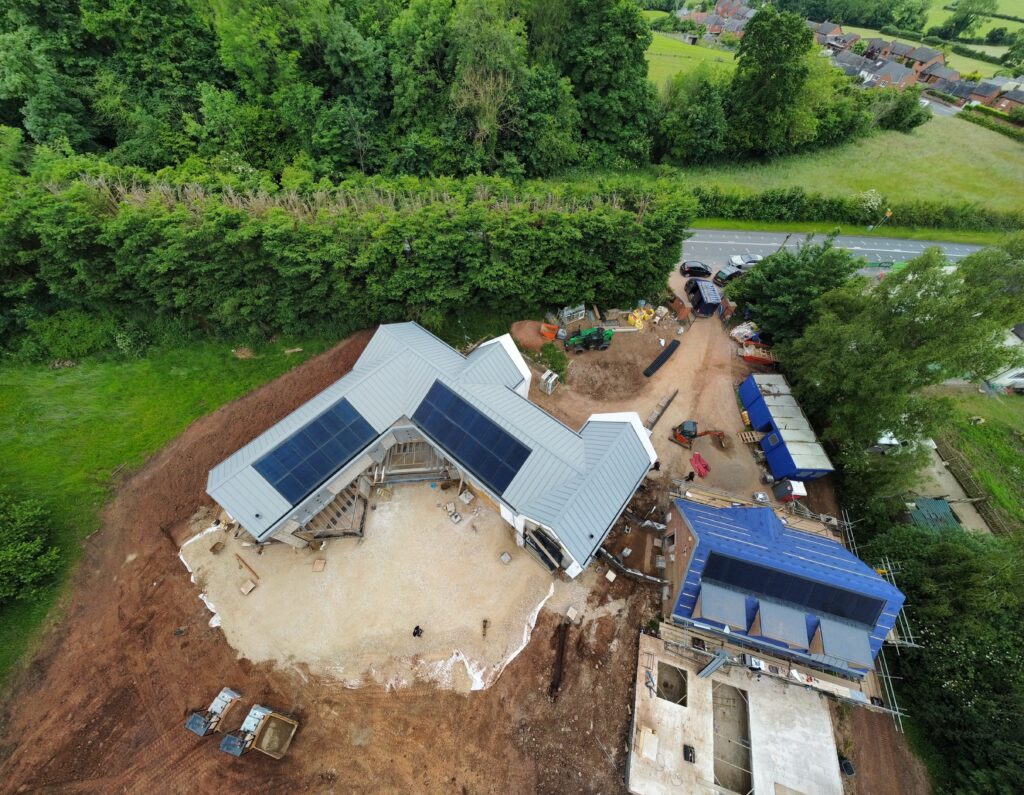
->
[776, 236, 1024, 515]
[862, 525, 1024, 794]
[725, 236, 861, 344]
[0, 0, 927, 177]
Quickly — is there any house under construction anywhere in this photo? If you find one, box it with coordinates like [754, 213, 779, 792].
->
[207, 322, 657, 577]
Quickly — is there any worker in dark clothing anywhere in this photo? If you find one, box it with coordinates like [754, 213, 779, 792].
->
[413, 625, 423, 638]
[685, 471, 696, 482]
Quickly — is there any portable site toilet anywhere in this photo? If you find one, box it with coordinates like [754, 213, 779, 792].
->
[764, 440, 834, 481]
[772, 479, 808, 502]
[684, 279, 722, 317]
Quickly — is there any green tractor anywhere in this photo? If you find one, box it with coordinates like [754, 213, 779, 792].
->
[564, 326, 614, 354]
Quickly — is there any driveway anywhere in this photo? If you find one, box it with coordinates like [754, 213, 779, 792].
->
[683, 228, 983, 276]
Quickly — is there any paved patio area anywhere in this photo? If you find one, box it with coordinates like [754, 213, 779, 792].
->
[180, 483, 563, 691]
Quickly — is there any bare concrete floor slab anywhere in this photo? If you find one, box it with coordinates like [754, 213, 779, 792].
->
[180, 483, 568, 691]
[629, 633, 843, 795]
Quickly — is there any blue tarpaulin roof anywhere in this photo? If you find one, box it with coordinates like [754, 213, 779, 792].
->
[676, 501, 899, 606]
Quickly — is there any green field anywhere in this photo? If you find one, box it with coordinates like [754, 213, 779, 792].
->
[0, 339, 329, 681]
[641, 9, 669, 22]
[646, 32, 736, 88]
[943, 390, 1024, 526]
[680, 115, 1024, 212]
[694, 218, 1009, 245]
[844, 25, 1002, 77]
[923, 0, 1024, 39]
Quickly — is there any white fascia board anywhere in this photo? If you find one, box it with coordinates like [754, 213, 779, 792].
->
[478, 334, 531, 398]
[588, 411, 658, 465]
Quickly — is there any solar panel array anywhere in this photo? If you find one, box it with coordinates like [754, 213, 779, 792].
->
[253, 398, 376, 505]
[703, 552, 884, 626]
[413, 380, 531, 495]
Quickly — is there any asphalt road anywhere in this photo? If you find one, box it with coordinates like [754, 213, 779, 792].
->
[682, 228, 983, 276]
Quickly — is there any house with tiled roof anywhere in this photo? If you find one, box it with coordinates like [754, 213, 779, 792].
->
[920, 62, 960, 85]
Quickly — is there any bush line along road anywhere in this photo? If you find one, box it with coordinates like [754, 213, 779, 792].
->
[685, 228, 983, 275]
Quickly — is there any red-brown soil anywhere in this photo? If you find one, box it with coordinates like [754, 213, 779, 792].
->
[0, 329, 658, 794]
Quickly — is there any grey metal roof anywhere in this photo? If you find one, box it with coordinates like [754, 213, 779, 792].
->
[207, 323, 653, 567]
[818, 616, 874, 667]
[784, 441, 834, 472]
[757, 598, 809, 647]
[699, 581, 749, 629]
[750, 373, 791, 396]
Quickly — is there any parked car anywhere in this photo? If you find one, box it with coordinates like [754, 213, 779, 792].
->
[729, 253, 763, 271]
[713, 265, 742, 287]
[679, 260, 712, 278]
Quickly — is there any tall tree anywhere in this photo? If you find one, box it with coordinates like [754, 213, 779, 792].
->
[533, 0, 657, 166]
[783, 239, 1024, 450]
[726, 235, 861, 345]
[944, 0, 1000, 38]
[727, 6, 815, 157]
[656, 65, 729, 164]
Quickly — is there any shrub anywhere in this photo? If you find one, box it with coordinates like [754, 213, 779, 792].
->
[25, 310, 118, 361]
[536, 342, 568, 378]
[960, 108, 1024, 144]
[1, 175, 697, 354]
[690, 184, 1024, 230]
[0, 493, 61, 606]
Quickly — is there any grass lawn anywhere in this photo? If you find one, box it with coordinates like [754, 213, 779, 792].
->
[646, 32, 736, 89]
[942, 390, 1024, 526]
[641, 9, 669, 22]
[693, 218, 1009, 245]
[844, 25, 1003, 77]
[679, 115, 1024, 213]
[923, 0, 1024, 38]
[0, 338, 331, 682]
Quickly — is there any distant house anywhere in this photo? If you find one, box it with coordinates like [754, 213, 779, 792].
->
[988, 325, 1024, 392]
[994, 88, 1024, 112]
[715, 0, 753, 18]
[867, 58, 916, 90]
[888, 41, 915, 61]
[932, 78, 977, 105]
[806, 19, 842, 44]
[902, 46, 944, 76]
[703, 14, 725, 34]
[824, 31, 860, 52]
[863, 38, 888, 59]
[723, 17, 748, 36]
[833, 49, 874, 81]
[970, 81, 1003, 105]
[920, 62, 960, 85]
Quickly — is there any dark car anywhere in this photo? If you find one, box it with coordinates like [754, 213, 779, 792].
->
[679, 260, 712, 278]
[712, 265, 742, 287]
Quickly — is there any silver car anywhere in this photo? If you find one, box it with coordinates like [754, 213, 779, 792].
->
[729, 254, 763, 272]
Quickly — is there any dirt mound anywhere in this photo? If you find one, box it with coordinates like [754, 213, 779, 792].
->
[567, 359, 644, 400]
[511, 319, 547, 351]
[0, 327, 656, 793]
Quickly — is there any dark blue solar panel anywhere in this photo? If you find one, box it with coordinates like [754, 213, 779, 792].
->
[412, 381, 530, 495]
[703, 553, 884, 626]
[253, 398, 376, 505]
